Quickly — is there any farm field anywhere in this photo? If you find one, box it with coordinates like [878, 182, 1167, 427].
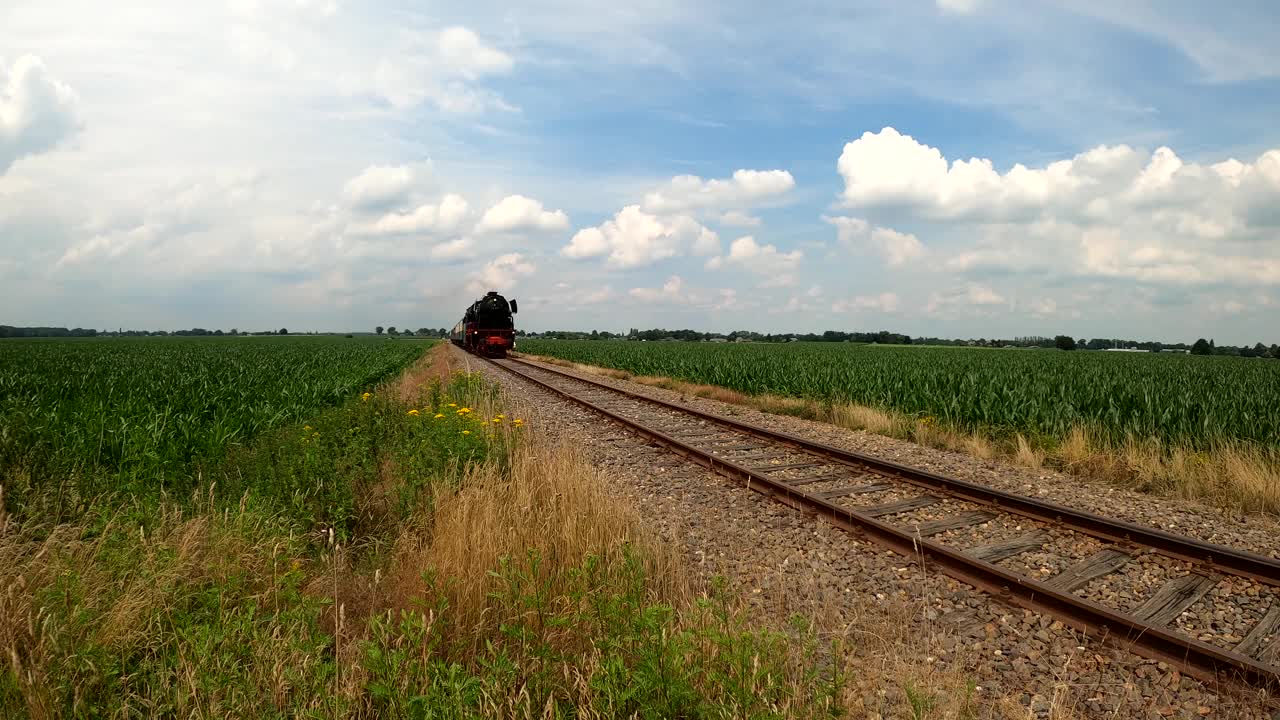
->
[517, 340, 1280, 452]
[0, 336, 428, 503]
[0, 339, 846, 718]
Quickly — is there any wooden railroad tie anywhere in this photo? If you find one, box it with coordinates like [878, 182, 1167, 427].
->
[857, 495, 940, 518]
[965, 533, 1048, 563]
[1043, 549, 1132, 592]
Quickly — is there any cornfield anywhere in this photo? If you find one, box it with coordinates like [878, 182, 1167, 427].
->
[518, 340, 1280, 450]
[0, 336, 428, 486]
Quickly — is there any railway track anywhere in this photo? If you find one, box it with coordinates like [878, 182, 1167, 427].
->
[482, 353, 1280, 696]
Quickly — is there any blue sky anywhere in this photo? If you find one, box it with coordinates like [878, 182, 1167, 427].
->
[1, 0, 1278, 343]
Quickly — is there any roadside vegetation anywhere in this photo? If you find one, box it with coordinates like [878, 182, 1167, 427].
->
[515, 341, 1280, 515]
[1, 339, 866, 718]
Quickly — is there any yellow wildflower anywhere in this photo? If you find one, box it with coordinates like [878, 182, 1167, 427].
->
[495, 414, 505, 419]
[458, 407, 472, 414]
[447, 402, 457, 408]
[434, 413, 445, 419]
[361, 392, 373, 402]
[461, 430, 471, 435]
[407, 409, 420, 416]
[303, 425, 313, 431]
[492, 417, 502, 423]
[513, 418, 524, 427]
[312, 432, 320, 438]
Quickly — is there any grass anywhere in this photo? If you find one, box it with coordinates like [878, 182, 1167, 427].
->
[516, 352, 1280, 516]
[0, 343, 859, 718]
[0, 335, 428, 524]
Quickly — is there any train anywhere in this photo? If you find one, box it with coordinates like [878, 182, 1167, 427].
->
[450, 290, 518, 358]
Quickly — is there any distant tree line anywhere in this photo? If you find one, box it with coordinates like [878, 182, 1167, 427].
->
[519, 327, 1280, 358]
[5, 326, 300, 338]
[374, 326, 448, 337]
[6, 324, 1275, 357]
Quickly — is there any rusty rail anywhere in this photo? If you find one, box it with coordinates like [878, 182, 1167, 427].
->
[506, 356, 1280, 587]
[486, 355, 1280, 692]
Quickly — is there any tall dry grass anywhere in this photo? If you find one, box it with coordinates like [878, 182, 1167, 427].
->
[378, 437, 690, 654]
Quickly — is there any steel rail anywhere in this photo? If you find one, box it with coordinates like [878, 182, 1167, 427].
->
[507, 355, 1280, 588]
[483, 355, 1280, 690]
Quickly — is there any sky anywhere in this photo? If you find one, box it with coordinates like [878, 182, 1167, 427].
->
[1, 0, 1278, 344]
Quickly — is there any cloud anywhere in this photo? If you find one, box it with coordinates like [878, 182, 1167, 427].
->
[58, 223, 161, 266]
[436, 26, 515, 79]
[1, 55, 81, 174]
[476, 194, 569, 233]
[704, 235, 802, 277]
[642, 169, 795, 214]
[343, 165, 415, 211]
[825, 215, 925, 266]
[629, 275, 689, 304]
[937, 0, 979, 13]
[832, 292, 900, 313]
[430, 237, 474, 261]
[836, 127, 1280, 236]
[372, 26, 515, 113]
[925, 283, 1006, 315]
[838, 128, 1280, 296]
[718, 210, 762, 227]
[467, 252, 534, 294]
[562, 205, 717, 268]
[526, 283, 616, 312]
[357, 194, 469, 235]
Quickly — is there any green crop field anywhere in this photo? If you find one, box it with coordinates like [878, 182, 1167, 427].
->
[0, 336, 429, 488]
[518, 340, 1280, 450]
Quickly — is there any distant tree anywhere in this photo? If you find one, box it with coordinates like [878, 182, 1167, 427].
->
[1254, 342, 1268, 358]
[388, 326, 398, 335]
[1054, 335, 1076, 351]
[214, 329, 224, 336]
[1191, 338, 1211, 355]
[417, 327, 431, 336]
[279, 328, 288, 335]
[376, 326, 384, 335]
[230, 328, 239, 336]
[404, 329, 415, 336]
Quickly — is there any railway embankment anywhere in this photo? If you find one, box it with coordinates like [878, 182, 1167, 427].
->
[471, 345, 1280, 718]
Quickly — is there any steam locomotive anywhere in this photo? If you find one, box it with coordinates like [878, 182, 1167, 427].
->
[450, 290, 518, 358]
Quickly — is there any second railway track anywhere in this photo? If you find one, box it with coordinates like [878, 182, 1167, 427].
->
[483, 353, 1280, 696]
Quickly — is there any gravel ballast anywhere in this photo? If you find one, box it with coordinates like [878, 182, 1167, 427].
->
[455, 347, 1275, 718]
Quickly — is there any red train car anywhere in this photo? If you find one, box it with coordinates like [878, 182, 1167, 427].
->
[450, 290, 518, 358]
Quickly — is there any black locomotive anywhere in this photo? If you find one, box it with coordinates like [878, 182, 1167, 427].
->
[450, 290, 518, 358]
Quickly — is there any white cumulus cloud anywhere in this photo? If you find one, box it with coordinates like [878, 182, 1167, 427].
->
[562, 205, 717, 268]
[467, 252, 534, 294]
[925, 283, 1006, 315]
[476, 194, 569, 233]
[937, 0, 979, 14]
[704, 235, 802, 277]
[373, 26, 515, 113]
[358, 194, 469, 235]
[642, 169, 795, 215]
[1, 55, 81, 174]
[343, 165, 415, 211]
[825, 215, 926, 266]
[430, 237, 474, 261]
[629, 275, 690, 304]
[718, 210, 762, 227]
[832, 292, 900, 313]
